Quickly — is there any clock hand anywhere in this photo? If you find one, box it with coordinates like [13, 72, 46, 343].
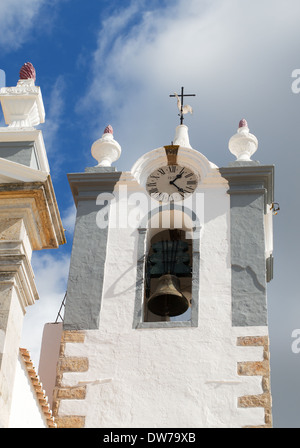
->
[171, 182, 184, 193]
[169, 173, 183, 185]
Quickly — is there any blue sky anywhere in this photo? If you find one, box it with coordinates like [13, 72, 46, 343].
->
[1, 0, 300, 428]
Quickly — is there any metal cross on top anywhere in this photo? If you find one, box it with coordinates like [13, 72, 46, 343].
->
[169, 86, 196, 125]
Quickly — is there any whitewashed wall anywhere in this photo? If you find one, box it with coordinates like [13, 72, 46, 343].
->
[9, 353, 47, 428]
[57, 178, 268, 428]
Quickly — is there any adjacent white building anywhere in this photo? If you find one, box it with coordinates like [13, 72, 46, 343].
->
[0, 63, 65, 428]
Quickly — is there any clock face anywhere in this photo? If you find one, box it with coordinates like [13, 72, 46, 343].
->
[146, 165, 198, 202]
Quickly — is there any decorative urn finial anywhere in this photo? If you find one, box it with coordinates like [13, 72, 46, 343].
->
[239, 118, 248, 128]
[19, 62, 36, 82]
[104, 125, 113, 134]
[91, 125, 121, 167]
[0, 62, 45, 128]
[228, 119, 258, 161]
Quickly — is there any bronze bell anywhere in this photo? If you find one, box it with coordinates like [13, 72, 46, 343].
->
[147, 274, 189, 317]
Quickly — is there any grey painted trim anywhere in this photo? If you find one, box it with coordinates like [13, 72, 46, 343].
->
[219, 164, 274, 206]
[132, 227, 148, 328]
[67, 171, 123, 207]
[63, 170, 121, 330]
[190, 244, 200, 327]
[85, 166, 117, 173]
[266, 254, 274, 283]
[227, 188, 266, 195]
[132, 206, 200, 329]
[230, 193, 268, 326]
[0, 141, 39, 170]
[227, 160, 260, 167]
[220, 165, 274, 327]
[136, 321, 194, 329]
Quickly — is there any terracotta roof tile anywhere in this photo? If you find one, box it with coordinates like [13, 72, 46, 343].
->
[19, 348, 57, 428]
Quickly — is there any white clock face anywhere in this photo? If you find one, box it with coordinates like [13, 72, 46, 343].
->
[146, 165, 198, 202]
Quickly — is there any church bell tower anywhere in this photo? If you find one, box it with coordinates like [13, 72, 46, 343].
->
[48, 92, 274, 428]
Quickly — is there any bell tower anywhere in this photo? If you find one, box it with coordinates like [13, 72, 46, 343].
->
[49, 109, 274, 428]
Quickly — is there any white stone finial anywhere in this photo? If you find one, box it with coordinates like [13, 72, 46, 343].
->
[228, 119, 258, 161]
[0, 62, 45, 129]
[91, 125, 121, 167]
[173, 124, 192, 148]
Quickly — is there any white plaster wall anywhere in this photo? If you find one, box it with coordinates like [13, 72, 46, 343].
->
[9, 353, 47, 428]
[58, 180, 269, 428]
[0, 284, 24, 427]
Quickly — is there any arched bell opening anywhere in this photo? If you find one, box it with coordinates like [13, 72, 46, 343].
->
[144, 228, 193, 323]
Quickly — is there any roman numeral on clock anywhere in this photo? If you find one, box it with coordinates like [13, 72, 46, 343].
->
[149, 188, 159, 194]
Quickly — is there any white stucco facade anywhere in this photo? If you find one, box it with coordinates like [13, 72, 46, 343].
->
[9, 352, 48, 428]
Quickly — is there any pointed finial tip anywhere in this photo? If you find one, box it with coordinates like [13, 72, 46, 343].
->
[104, 125, 113, 135]
[92, 124, 121, 166]
[19, 62, 36, 81]
[239, 118, 248, 128]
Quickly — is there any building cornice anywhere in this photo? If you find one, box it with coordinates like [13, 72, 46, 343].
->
[219, 165, 274, 207]
[67, 171, 122, 206]
[0, 129, 49, 173]
[0, 177, 66, 249]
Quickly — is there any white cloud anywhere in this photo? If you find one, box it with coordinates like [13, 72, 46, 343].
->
[0, 0, 45, 51]
[0, 0, 67, 52]
[41, 75, 66, 152]
[61, 202, 76, 235]
[82, 1, 235, 110]
[38, 75, 67, 176]
[20, 202, 75, 368]
[21, 251, 70, 368]
[79, 0, 300, 170]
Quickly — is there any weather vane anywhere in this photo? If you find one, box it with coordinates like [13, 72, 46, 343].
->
[169, 87, 196, 125]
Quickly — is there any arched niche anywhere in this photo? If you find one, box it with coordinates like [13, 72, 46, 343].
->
[132, 206, 200, 329]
